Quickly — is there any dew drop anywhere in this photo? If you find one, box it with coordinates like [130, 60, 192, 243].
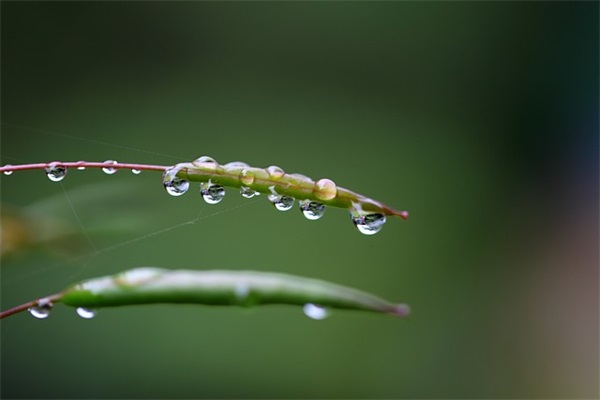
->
[352, 213, 387, 235]
[28, 298, 53, 319]
[76, 307, 97, 319]
[314, 178, 337, 201]
[303, 303, 329, 320]
[76, 161, 86, 171]
[224, 161, 250, 169]
[201, 183, 225, 204]
[3, 165, 13, 175]
[268, 194, 294, 211]
[299, 200, 325, 220]
[131, 169, 141, 175]
[163, 176, 190, 196]
[45, 162, 67, 182]
[239, 168, 255, 185]
[240, 186, 259, 199]
[193, 156, 218, 171]
[102, 160, 118, 174]
[267, 165, 285, 179]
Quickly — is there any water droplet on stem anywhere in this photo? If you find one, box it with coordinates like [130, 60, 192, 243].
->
[131, 169, 141, 175]
[45, 162, 67, 182]
[201, 183, 225, 204]
[352, 213, 387, 235]
[163, 176, 190, 196]
[239, 169, 255, 185]
[240, 186, 259, 198]
[267, 165, 285, 179]
[303, 303, 329, 320]
[28, 298, 53, 319]
[3, 165, 13, 175]
[102, 160, 118, 174]
[268, 194, 294, 211]
[76, 307, 97, 319]
[299, 200, 325, 220]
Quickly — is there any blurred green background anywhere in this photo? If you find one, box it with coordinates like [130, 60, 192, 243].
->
[1, 2, 597, 398]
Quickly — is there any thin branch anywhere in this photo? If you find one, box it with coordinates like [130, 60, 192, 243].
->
[0, 161, 170, 174]
[0, 293, 63, 319]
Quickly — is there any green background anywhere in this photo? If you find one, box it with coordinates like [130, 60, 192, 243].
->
[1, 2, 598, 398]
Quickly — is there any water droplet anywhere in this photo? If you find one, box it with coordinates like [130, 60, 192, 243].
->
[193, 156, 218, 171]
[163, 176, 190, 196]
[224, 161, 250, 169]
[28, 298, 53, 319]
[303, 303, 329, 320]
[352, 213, 387, 235]
[76, 307, 97, 319]
[268, 194, 294, 211]
[299, 200, 325, 220]
[131, 169, 141, 175]
[201, 183, 225, 204]
[45, 162, 67, 182]
[3, 165, 13, 175]
[240, 168, 255, 185]
[240, 186, 259, 198]
[267, 165, 285, 179]
[102, 160, 118, 174]
[76, 161, 86, 171]
[314, 178, 337, 201]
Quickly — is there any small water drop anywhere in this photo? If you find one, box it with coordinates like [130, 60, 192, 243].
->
[3, 165, 13, 175]
[268, 194, 294, 211]
[76, 307, 97, 319]
[201, 183, 225, 204]
[224, 161, 250, 169]
[131, 169, 141, 175]
[299, 200, 325, 220]
[76, 162, 86, 171]
[28, 298, 53, 319]
[303, 303, 329, 320]
[102, 160, 118, 174]
[239, 168, 255, 185]
[193, 156, 218, 171]
[267, 165, 285, 179]
[45, 162, 67, 182]
[352, 213, 387, 235]
[240, 186, 259, 199]
[163, 176, 190, 196]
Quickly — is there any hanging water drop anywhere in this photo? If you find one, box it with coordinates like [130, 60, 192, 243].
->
[303, 303, 329, 320]
[28, 299, 53, 319]
[299, 200, 325, 220]
[131, 169, 141, 175]
[3, 165, 13, 175]
[76, 307, 97, 319]
[267, 165, 285, 179]
[102, 160, 118, 174]
[76, 162, 86, 171]
[201, 183, 226, 204]
[240, 186, 259, 199]
[352, 213, 387, 235]
[163, 176, 190, 196]
[45, 163, 67, 182]
[268, 194, 294, 211]
[240, 168, 255, 185]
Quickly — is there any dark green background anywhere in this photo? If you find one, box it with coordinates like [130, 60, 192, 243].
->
[1, 2, 598, 398]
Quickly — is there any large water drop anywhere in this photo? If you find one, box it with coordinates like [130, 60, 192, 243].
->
[45, 163, 67, 182]
[240, 186, 259, 199]
[76, 307, 97, 319]
[303, 303, 329, 320]
[201, 183, 225, 204]
[352, 213, 387, 235]
[268, 194, 294, 211]
[163, 177, 190, 196]
[299, 200, 325, 220]
[102, 160, 118, 174]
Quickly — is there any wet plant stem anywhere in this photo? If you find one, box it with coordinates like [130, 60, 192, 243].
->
[0, 161, 169, 174]
[0, 293, 62, 319]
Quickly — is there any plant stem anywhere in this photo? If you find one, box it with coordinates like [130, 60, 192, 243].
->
[0, 161, 169, 174]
